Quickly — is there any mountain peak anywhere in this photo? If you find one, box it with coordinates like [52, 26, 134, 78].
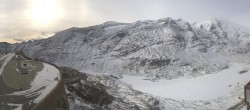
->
[157, 17, 174, 22]
[103, 21, 120, 25]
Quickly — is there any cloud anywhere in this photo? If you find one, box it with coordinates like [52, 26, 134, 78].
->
[230, 14, 250, 29]
[1, 0, 250, 43]
[13, 38, 25, 42]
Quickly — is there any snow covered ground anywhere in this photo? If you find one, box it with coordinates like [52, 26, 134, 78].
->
[121, 62, 250, 101]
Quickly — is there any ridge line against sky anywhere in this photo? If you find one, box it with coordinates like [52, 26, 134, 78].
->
[1, 0, 250, 43]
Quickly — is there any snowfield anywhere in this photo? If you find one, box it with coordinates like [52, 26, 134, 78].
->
[121, 62, 250, 101]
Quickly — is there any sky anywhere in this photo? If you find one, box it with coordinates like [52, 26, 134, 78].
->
[1, 0, 250, 43]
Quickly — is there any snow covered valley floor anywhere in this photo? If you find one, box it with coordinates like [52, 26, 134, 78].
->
[120, 62, 250, 102]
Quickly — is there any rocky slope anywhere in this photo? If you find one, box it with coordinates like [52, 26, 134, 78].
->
[13, 18, 250, 80]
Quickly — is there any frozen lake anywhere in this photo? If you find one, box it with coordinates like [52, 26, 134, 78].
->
[121, 63, 250, 101]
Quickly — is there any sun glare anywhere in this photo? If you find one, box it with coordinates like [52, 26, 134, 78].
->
[29, 0, 60, 26]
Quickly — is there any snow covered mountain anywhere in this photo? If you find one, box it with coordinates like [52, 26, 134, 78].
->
[11, 17, 250, 109]
[13, 17, 250, 80]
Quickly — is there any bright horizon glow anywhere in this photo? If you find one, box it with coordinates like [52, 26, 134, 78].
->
[29, 0, 61, 26]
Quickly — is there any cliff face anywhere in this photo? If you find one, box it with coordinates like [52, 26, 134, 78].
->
[13, 18, 250, 79]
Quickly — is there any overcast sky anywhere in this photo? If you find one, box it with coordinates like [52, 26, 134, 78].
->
[1, 0, 250, 43]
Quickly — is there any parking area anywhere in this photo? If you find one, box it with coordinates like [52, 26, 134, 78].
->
[2, 55, 44, 90]
[0, 53, 64, 110]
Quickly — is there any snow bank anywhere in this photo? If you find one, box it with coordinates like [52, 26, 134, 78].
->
[7, 103, 23, 110]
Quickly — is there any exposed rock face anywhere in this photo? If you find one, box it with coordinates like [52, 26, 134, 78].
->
[13, 18, 250, 80]
[67, 80, 114, 106]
